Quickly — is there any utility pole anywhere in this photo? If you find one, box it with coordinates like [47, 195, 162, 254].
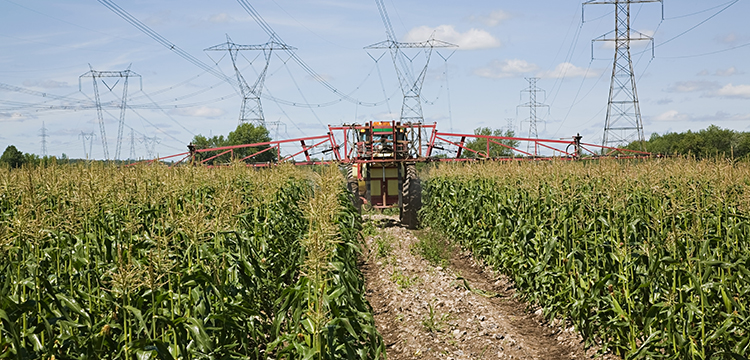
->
[79, 65, 142, 160]
[40, 121, 48, 157]
[518, 78, 548, 156]
[205, 36, 293, 128]
[585, 0, 662, 150]
[366, 0, 457, 124]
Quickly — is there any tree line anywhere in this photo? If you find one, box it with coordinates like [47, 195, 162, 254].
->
[626, 125, 750, 158]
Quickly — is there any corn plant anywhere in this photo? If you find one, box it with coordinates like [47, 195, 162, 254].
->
[422, 159, 750, 359]
[0, 163, 383, 359]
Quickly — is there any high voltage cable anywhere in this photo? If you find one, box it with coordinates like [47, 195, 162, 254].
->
[139, 91, 196, 136]
[97, 0, 236, 87]
[283, 61, 326, 129]
[655, 0, 739, 49]
[662, 41, 750, 59]
[234, 0, 384, 107]
[631, 0, 740, 57]
[79, 92, 184, 152]
[99, 0, 390, 109]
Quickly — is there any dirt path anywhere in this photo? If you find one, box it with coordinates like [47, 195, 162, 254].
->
[361, 215, 612, 360]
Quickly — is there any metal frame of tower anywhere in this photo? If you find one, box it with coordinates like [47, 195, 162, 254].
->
[40, 121, 48, 157]
[140, 135, 160, 159]
[129, 128, 136, 160]
[79, 65, 142, 160]
[585, 0, 662, 149]
[366, 0, 457, 124]
[205, 36, 295, 127]
[79, 131, 96, 160]
[518, 78, 549, 156]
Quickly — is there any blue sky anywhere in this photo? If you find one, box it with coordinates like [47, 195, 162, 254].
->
[1, 0, 749, 159]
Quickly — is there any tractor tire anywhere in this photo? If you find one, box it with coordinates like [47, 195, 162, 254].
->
[400, 164, 421, 229]
[346, 166, 362, 214]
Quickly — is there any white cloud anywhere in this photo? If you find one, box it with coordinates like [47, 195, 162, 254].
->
[716, 33, 748, 44]
[171, 106, 225, 118]
[697, 67, 742, 77]
[468, 10, 511, 27]
[0, 112, 26, 122]
[656, 98, 673, 105]
[145, 11, 171, 26]
[22, 79, 70, 89]
[716, 67, 742, 77]
[654, 110, 690, 122]
[208, 13, 234, 24]
[666, 81, 720, 93]
[403, 25, 500, 50]
[537, 63, 597, 79]
[714, 84, 750, 99]
[474, 59, 538, 79]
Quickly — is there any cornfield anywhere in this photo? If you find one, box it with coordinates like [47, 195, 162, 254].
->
[0, 163, 383, 359]
[422, 159, 750, 359]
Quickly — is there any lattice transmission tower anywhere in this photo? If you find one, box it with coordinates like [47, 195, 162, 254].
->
[585, 0, 662, 149]
[129, 129, 136, 160]
[40, 121, 48, 157]
[365, 0, 457, 124]
[79, 131, 96, 160]
[518, 78, 549, 156]
[205, 35, 294, 128]
[140, 135, 160, 159]
[79, 65, 141, 160]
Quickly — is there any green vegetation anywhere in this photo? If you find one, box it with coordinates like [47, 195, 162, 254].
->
[390, 269, 420, 290]
[423, 159, 750, 359]
[0, 164, 383, 359]
[0, 145, 64, 168]
[460, 127, 520, 158]
[373, 233, 393, 259]
[412, 230, 453, 268]
[191, 122, 277, 164]
[627, 124, 750, 158]
[421, 302, 449, 333]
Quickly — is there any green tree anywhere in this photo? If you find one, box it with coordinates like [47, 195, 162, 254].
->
[461, 127, 520, 158]
[191, 123, 276, 164]
[627, 125, 750, 159]
[0, 145, 26, 168]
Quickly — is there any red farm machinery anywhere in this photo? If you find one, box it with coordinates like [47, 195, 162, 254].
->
[131, 121, 650, 229]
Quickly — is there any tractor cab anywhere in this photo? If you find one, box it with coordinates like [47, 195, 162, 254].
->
[355, 121, 409, 160]
[346, 121, 421, 228]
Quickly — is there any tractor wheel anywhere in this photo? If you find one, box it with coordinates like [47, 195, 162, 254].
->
[346, 166, 362, 214]
[400, 164, 421, 229]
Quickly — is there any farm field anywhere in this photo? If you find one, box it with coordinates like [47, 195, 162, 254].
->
[0, 164, 384, 359]
[422, 159, 750, 359]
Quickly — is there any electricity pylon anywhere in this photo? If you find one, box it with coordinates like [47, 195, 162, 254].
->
[518, 78, 548, 156]
[585, 0, 662, 149]
[79, 65, 141, 160]
[40, 121, 48, 156]
[129, 129, 136, 160]
[365, 0, 457, 124]
[205, 35, 295, 127]
[79, 131, 96, 160]
[140, 135, 160, 159]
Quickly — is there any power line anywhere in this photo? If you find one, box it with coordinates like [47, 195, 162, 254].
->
[235, 0, 389, 107]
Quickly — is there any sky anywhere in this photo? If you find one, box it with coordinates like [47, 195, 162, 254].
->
[1, 0, 749, 160]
